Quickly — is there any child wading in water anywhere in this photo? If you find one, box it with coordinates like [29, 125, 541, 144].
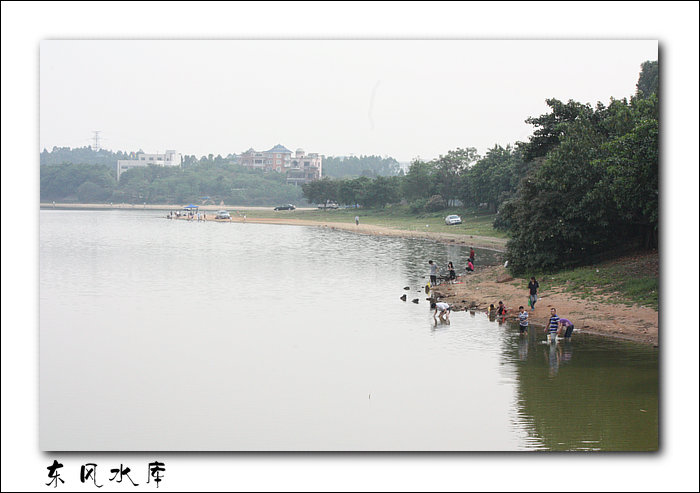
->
[497, 300, 507, 316]
[448, 261, 456, 282]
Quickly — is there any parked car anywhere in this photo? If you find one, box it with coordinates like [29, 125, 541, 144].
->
[445, 214, 462, 225]
[317, 202, 339, 209]
[274, 204, 296, 211]
[215, 210, 231, 219]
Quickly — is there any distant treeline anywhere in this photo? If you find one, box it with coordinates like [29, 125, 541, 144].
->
[322, 155, 402, 178]
[302, 61, 659, 273]
[41, 162, 306, 206]
[39, 151, 402, 205]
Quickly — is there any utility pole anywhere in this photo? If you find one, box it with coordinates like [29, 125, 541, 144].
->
[92, 130, 101, 151]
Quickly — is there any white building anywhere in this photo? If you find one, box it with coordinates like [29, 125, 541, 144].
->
[117, 150, 182, 180]
[287, 148, 322, 185]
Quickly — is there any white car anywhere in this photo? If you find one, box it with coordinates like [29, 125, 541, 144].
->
[215, 210, 231, 219]
[445, 214, 462, 225]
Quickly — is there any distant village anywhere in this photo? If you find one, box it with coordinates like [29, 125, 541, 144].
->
[117, 144, 322, 184]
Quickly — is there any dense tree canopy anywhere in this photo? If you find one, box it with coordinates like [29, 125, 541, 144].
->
[497, 78, 658, 273]
[41, 162, 306, 206]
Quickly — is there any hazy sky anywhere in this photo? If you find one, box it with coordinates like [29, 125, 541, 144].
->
[40, 40, 657, 162]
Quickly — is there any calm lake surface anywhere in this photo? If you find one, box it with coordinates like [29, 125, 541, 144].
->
[40, 210, 658, 451]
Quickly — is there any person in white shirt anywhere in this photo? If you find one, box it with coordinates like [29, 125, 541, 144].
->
[433, 302, 452, 322]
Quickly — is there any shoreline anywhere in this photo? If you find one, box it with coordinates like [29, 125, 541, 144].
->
[41, 202, 508, 251]
[42, 203, 657, 344]
[431, 265, 658, 346]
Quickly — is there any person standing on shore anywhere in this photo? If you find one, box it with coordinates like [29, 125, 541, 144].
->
[448, 261, 456, 282]
[518, 305, 529, 334]
[528, 276, 540, 311]
[429, 260, 438, 286]
[546, 307, 560, 343]
[355, 215, 359, 226]
[558, 317, 575, 338]
[469, 247, 475, 265]
[433, 302, 452, 323]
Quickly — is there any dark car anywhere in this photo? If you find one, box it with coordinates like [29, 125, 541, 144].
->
[274, 204, 296, 211]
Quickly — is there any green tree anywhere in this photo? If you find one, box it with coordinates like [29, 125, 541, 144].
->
[337, 177, 369, 206]
[432, 147, 479, 206]
[635, 60, 658, 99]
[301, 177, 338, 205]
[364, 176, 401, 208]
[463, 144, 521, 211]
[401, 158, 436, 201]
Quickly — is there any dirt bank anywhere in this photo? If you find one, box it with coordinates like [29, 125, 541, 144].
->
[430, 265, 658, 345]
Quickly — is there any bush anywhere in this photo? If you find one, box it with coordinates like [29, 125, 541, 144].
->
[77, 180, 112, 202]
[409, 198, 428, 214]
[425, 194, 447, 212]
[493, 199, 515, 231]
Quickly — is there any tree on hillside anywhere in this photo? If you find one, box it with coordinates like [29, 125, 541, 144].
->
[501, 84, 658, 273]
[519, 99, 593, 163]
[635, 60, 658, 100]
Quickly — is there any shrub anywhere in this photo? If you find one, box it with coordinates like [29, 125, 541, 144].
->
[425, 194, 447, 212]
[409, 198, 428, 214]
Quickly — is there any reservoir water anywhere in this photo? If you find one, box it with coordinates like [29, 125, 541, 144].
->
[40, 210, 658, 451]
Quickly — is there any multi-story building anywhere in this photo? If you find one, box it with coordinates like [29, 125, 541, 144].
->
[239, 144, 322, 184]
[287, 148, 322, 185]
[117, 150, 182, 180]
[239, 144, 292, 172]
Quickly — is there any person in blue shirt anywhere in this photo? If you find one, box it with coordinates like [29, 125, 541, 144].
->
[545, 307, 560, 343]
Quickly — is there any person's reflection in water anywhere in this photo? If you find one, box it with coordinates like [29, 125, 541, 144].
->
[546, 342, 562, 377]
[560, 340, 573, 364]
[518, 334, 529, 361]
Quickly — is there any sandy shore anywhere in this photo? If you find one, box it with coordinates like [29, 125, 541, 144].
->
[430, 265, 658, 346]
[42, 203, 508, 250]
[177, 214, 508, 251]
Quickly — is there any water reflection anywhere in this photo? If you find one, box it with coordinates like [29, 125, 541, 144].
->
[497, 318, 658, 451]
[40, 210, 656, 451]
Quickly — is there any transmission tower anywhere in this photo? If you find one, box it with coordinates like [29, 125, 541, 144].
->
[92, 130, 101, 151]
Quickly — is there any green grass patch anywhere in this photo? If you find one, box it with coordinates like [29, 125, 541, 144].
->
[520, 253, 658, 310]
[240, 204, 507, 238]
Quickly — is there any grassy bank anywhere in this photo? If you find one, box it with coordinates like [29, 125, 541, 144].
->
[518, 252, 658, 311]
[237, 205, 506, 238]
